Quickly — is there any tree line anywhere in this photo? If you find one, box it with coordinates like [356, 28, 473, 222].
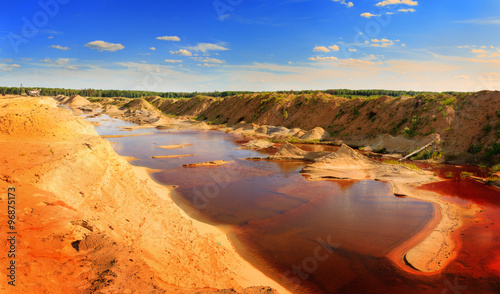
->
[0, 86, 465, 99]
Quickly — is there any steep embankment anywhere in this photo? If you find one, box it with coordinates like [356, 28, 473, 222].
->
[0, 96, 280, 293]
[141, 91, 500, 164]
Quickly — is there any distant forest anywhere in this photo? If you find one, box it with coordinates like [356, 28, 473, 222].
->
[0, 85, 467, 99]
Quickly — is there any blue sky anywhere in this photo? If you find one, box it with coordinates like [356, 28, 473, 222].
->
[1, 0, 500, 92]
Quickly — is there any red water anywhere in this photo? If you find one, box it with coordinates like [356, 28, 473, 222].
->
[90, 116, 500, 293]
[419, 171, 500, 292]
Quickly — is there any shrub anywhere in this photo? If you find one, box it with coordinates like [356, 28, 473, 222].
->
[485, 143, 500, 159]
[468, 144, 483, 154]
[483, 123, 492, 133]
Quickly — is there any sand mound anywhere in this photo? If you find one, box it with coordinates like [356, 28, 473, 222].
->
[268, 142, 331, 161]
[269, 142, 308, 160]
[0, 97, 95, 140]
[126, 98, 157, 112]
[256, 126, 268, 134]
[243, 123, 260, 131]
[300, 127, 328, 140]
[266, 126, 290, 136]
[54, 94, 69, 103]
[315, 144, 374, 166]
[243, 139, 274, 149]
[65, 95, 91, 107]
[191, 121, 212, 130]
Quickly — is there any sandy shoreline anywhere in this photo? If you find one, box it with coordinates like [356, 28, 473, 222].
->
[296, 144, 482, 274]
[129, 162, 292, 294]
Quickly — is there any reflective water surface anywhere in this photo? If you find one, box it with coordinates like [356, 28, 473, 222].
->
[89, 115, 500, 293]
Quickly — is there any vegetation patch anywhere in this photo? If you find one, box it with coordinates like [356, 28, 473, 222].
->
[383, 159, 421, 171]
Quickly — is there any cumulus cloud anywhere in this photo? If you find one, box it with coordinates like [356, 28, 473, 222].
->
[170, 49, 193, 56]
[191, 57, 224, 64]
[10, 64, 20, 68]
[398, 8, 416, 12]
[197, 63, 220, 67]
[332, 0, 354, 8]
[369, 38, 398, 47]
[156, 36, 180, 41]
[40, 58, 74, 65]
[313, 45, 339, 52]
[85, 41, 124, 52]
[50, 45, 69, 50]
[313, 46, 330, 52]
[164, 59, 183, 63]
[376, 0, 418, 7]
[361, 13, 380, 18]
[472, 49, 488, 53]
[329, 45, 340, 51]
[150, 47, 156, 51]
[185, 43, 228, 53]
[309, 56, 339, 61]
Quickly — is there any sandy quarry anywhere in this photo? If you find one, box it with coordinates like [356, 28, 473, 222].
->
[0, 95, 287, 294]
[2, 93, 495, 293]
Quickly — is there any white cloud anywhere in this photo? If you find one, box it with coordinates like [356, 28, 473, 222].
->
[398, 8, 416, 12]
[2, 59, 13, 62]
[170, 49, 193, 56]
[332, 0, 354, 8]
[339, 58, 382, 66]
[66, 66, 79, 70]
[455, 18, 500, 25]
[156, 36, 180, 41]
[361, 13, 380, 18]
[376, 0, 418, 7]
[348, 48, 357, 52]
[40, 58, 74, 65]
[472, 49, 488, 54]
[186, 43, 229, 53]
[309, 56, 339, 61]
[477, 51, 500, 58]
[150, 47, 156, 51]
[164, 59, 183, 63]
[329, 45, 340, 51]
[313, 46, 330, 52]
[369, 38, 397, 47]
[84, 40, 124, 52]
[50, 45, 69, 50]
[10, 64, 20, 68]
[191, 57, 224, 64]
[197, 63, 220, 67]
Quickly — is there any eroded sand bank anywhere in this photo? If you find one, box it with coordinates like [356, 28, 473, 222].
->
[0, 95, 286, 293]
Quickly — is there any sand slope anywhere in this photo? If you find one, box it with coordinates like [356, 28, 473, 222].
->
[0, 96, 283, 293]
